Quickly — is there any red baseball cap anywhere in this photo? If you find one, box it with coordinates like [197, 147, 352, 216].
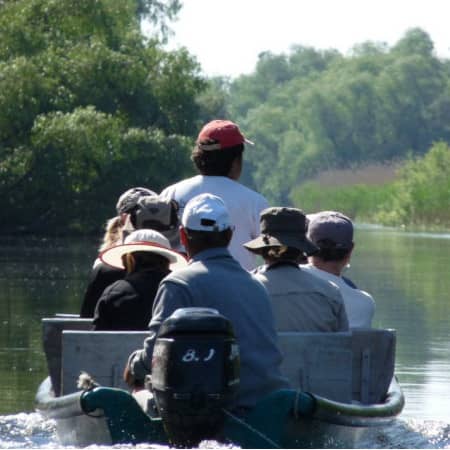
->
[196, 120, 254, 151]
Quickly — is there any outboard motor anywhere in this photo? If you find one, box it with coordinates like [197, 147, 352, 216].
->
[151, 307, 240, 447]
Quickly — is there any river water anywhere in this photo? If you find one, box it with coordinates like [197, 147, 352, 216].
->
[0, 228, 449, 448]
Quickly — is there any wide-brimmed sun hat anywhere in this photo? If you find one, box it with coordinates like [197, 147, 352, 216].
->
[244, 207, 318, 255]
[100, 229, 187, 270]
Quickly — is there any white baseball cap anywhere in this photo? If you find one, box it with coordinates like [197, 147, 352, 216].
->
[181, 193, 232, 232]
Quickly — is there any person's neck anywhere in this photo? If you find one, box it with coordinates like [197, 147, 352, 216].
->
[264, 258, 299, 270]
[188, 245, 225, 259]
[227, 157, 242, 180]
[309, 257, 344, 277]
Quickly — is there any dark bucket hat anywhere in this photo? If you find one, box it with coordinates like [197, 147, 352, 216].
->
[244, 207, 318, 255]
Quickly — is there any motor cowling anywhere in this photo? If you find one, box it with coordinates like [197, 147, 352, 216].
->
[151, 307, 240, 447]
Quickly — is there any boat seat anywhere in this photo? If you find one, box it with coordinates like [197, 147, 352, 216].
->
[57, 328, 396, 403]
[60, 331, 148, 395]
[278, 329, 396, 404]
[278, 332, 353, 403]
[351, 328, 396, 404]
[42, 317, 93, 396]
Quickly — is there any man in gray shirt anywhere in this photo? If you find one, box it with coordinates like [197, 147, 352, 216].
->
[126, 193, 288, 410]
[245, 207, 349, 332]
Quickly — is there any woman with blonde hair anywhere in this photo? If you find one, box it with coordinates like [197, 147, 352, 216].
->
[80, 187, 156, 317]
[98, 187, 157, 253]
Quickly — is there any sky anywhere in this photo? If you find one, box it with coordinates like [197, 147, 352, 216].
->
[157, 0, 450, 78]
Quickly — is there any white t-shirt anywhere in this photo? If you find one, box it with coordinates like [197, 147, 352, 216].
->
[302, 264, 376, 328]
[160, 175, 268, 270]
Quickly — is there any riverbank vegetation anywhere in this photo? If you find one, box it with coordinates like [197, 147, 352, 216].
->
[292, 142, 450, 230]
[1, 0, 450, 233]
[225, 28, 450, 210]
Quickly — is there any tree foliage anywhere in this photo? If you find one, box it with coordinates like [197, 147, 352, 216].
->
[225, 28, 450, 204]
[291, 142, 450, 230]
[376, 142, 450, 227]
[0, 0, 205, 233]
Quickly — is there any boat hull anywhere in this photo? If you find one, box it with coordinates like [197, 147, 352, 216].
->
[35, 376, 404, 448]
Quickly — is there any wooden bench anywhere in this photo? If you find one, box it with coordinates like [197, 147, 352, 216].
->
[278, 331, 353, 403]
[60, 331, 147, 394]
[42, 317, 93, 396]
[56, 328, 396, 403]
[278, 329, 396, 404]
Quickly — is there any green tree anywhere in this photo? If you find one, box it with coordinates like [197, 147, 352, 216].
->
[0, 0, 205, 233]
[196, 76, 230, 127]
[290, 142, 450, 230]
[226, 28, 450, 204]
[377, 142, 450, 227]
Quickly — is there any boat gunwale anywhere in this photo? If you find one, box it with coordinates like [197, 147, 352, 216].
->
[310, 377, 405, 427]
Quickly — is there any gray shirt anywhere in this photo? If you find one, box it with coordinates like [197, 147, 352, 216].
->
[129, 247, 289, 408]
[253, 262, 349, 332]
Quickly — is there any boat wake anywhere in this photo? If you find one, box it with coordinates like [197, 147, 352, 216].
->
[0, 413, 449, 449]
[0, 413, 57, 449]
[358, 418, 450, 449]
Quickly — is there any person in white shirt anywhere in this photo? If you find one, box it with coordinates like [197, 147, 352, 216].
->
[302, 211, 375, 328]
[159, 119, 268, 270]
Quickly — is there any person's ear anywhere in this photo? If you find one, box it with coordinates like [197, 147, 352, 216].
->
[225, 227, 233, 244]
[228, 156, 242, 180]
[179, 226, 188, 247]
[120, 213, 129, 226]
[348, 242, 355, 256]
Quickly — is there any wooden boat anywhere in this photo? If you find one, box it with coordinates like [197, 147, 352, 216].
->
[35, 315, 405, 448]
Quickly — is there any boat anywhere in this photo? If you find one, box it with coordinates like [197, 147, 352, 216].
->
[35, 312, 405, 448]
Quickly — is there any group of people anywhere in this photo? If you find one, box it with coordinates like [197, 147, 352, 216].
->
[80, 119, 375, 413]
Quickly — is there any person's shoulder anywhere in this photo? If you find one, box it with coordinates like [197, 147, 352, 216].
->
[246, 267, 270, 289]
[98, 278, 131, 301]
[92, 260, 123, 275]
[334, 275, 374, 304]
[302, 264, 337, 283]
[248, 265, 268, 283]
[160, 175, 202, 196]
[300, 263, 322, 277]
[351, 286, 376, 305]
[219, 179, 268, 213]
[159, 263, 199, 286]
[342, 275, 358, 289]
[231, 179, 268, 202]
[304, 268, 340, 290]
[300, 265, 344, 298]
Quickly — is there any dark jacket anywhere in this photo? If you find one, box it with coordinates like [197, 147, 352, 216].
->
[80, 261, 126, 318]
[92, 268, 169, 330]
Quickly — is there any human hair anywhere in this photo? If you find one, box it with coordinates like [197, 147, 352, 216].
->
[122, 251, 170, 273]
[98, 216, 123, 252]
[191, 144, 244, 176]
[261, 246, 303, 263]
[184, 228, 232, 253]
[314, 239, 352, 262]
